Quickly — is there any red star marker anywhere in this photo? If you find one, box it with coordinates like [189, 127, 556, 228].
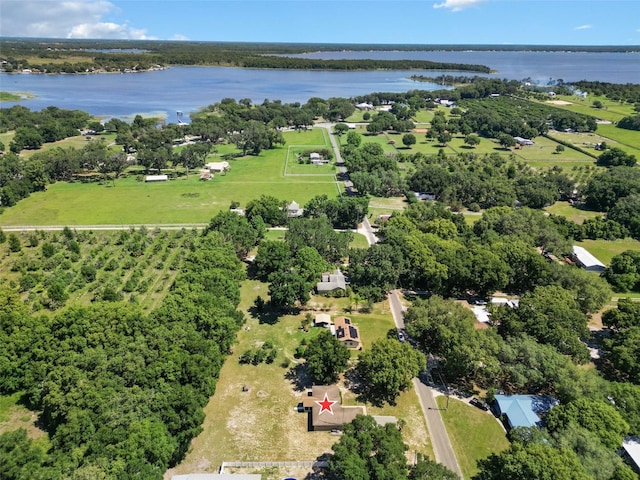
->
[316, 393, 337, 415]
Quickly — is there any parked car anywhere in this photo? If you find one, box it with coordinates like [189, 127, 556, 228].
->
[470, 397, 490, 411]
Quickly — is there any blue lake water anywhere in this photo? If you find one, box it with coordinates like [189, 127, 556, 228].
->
[1, 50, 638, 122]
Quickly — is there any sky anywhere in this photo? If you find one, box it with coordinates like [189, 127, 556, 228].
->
[1, 0, 639, 45]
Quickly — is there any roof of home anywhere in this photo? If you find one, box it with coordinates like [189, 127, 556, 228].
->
[623, 437, 640, 470]
[316, 269, 346, 292]
[303, 385, 365, 429]
[334, 317, 360, 344]
[494, 394, 558, 429]
[314, 313, 332, 325]
[572, 246, 606, 269]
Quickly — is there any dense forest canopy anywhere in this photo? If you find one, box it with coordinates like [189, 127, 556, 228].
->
[0, 228, 246, 478]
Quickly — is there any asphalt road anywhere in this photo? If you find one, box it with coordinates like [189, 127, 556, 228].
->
[389, 290, 463, 478]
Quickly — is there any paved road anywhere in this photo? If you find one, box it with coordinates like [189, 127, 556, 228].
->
[318, 122, 381, 247]
[358, 216, 379, 246]
[389, 290, 463, 479]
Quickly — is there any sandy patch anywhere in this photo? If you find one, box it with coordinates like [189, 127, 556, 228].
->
[547, 100, 573, 105]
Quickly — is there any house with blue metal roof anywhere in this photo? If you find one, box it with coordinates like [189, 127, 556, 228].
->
[494, 394, 558, 430]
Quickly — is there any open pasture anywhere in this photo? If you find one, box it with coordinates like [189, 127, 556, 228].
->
[594, 124, 640, 157]
[544, 201, 603, 224]
[547, 95, 636, 122]
[576, 238, 640, 266]
[0, 129, 339, 226]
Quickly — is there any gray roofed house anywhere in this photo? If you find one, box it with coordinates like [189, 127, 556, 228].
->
[287, 200, 303, 217]
[316, 269, 346, 294]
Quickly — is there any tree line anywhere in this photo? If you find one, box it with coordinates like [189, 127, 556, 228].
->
[0, 228, 246, 478]
[0, 38, 491, 74]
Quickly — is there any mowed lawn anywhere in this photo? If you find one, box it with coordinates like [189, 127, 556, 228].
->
[0, 129, 339, 226]
[543, 96, 632, 123]
[172, 280, 433, 476]
[545, 201, 604, 224]
[576, 238, 640, 266]
[436, 396, 509, 479]
[593, 124, 640, 157]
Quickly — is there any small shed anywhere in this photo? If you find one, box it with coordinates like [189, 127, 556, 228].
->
[314, 313, 332, 328]
[145, 174, 168, 182]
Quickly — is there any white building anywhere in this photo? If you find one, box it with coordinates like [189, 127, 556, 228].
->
[572, 246, 606, 272]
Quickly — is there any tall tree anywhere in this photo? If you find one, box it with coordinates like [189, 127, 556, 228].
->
[474, 443, 590, 480]
[357, 338, 425, 406]
[327, 415, 409, 480]
[303, 330, 350, 384]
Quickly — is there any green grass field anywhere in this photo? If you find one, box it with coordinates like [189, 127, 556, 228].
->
[0, 92, 22, 101]
[576, 238, 640, 266]
[436, 396, 509, 479]
[0, 129, 339, 226]
[284, 130, 336, 175]
[347, 132, 399, 154]
[172, 278, 432, 476]
[594, 124, 640, 157]
[0, 392, 47, 446]
[547, 95, 637, 121]
[544, 201, 603, 224]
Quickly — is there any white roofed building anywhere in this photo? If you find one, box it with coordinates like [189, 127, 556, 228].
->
[572, 246, 606, 272]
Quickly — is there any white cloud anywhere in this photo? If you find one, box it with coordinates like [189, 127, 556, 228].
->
[0, 0, 152, 39]
[433, 0, 485, 11]
[172, 34, 190, 41]
[574, 24, 593, 30]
